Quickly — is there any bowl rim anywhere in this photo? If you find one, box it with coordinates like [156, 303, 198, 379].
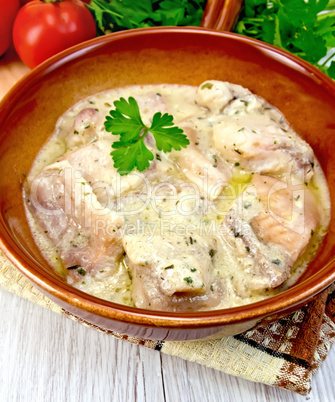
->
[1, 26, 335, 328]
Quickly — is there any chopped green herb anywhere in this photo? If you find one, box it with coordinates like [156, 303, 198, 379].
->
[234, 148, 242, 155]
[184, 277, 193, 285]
[190, 268, 197, 272]
[238, 127, 245, 132]
[209, 249, 215, 258]
[271, 259, 281, 265]
[234, 162, 240, 167]
[77, 268, 87, 276]
[245, 246, 250, 252]
[74, 130, 79, 134]
[156, 154, 161, 161]
[164, 264, 175, 270]
[311, 230, 315, 236]
[201, 82, 213, 90]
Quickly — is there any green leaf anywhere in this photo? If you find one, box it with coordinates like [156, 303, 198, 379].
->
[244, 0, 268, 17]
[273, 14, 283, 48]
[316, 11, 335, 48]
[111, 140, 154, 175]
[105, 112, 143, 142]
[328, 60, 335, 78]
[291, 29, 327, 62]
[262, 19, 276, 43]
[114, 97, 144, 124]
[104, 97, 188, 174]
[160, 7, 185, 25]
[122, 0, 153, 14]
[150, 112, 189, 152]
[104, 98, 146, 143]
[280, 0, 328, 27]
[234, 0, 335, 79]
[87, 0, 206, 34]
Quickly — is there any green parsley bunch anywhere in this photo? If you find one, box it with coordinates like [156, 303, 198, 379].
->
[87, 0, 206, 35]
[234, 0, 335, 79]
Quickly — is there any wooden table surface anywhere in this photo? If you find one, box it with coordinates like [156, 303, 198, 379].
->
[0, 48, 334, 402]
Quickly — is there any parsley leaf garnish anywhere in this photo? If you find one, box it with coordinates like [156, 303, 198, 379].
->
[150, 112, 189, 152]
[104, 97, 189, 175]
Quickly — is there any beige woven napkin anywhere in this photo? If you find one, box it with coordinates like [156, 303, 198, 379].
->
[1, 250, 334, 395]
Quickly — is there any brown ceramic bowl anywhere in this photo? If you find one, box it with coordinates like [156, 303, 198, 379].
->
[1, 28, 335, 341]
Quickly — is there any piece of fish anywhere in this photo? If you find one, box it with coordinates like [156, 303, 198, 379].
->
[219, 174, 320, 295]
[175, 126, 232, 201]
[59, 139, 145, 206]
[28, 160, 125, 284]
[213, 115, 315, 180]
[196, 80, 315, 181]
[122, 233, 223, 311]
[250, 174, 320, 263]
[66, 108, 103, 148]
[135, 92, 168, 126]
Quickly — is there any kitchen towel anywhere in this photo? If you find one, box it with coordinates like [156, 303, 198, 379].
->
[1, 250, 334, 396]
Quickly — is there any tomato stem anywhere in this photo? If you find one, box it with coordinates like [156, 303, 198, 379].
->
[41, 0, 64, 3]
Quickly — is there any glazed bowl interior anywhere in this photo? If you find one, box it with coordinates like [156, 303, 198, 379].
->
[1, 27, 335, 340]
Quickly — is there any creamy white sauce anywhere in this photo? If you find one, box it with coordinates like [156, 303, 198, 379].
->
[24, 81, 331, 311]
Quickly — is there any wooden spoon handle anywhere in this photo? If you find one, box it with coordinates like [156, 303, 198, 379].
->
[201, 0, 243, 32]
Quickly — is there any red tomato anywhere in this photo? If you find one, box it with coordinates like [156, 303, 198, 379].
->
[13, 0, 96, 69]
[0, 0, 20, 56]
